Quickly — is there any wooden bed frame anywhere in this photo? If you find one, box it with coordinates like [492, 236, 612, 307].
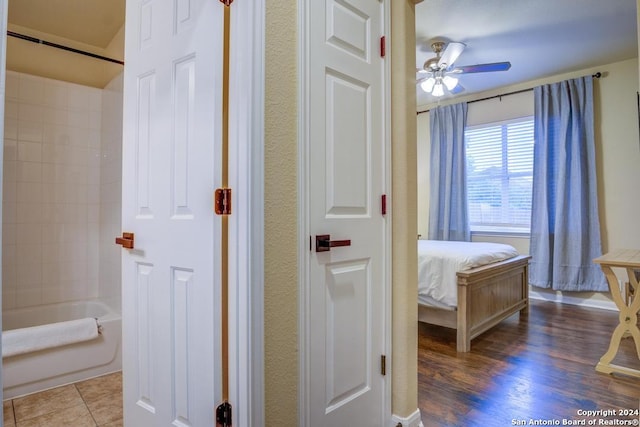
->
[418, 255, 531, 352]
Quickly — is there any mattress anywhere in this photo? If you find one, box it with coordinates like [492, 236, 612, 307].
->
[418, 240, 519, 308]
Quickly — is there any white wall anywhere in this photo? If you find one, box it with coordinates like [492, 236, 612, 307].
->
[417, 58, 640, 308]
[2, 70, 122, 311]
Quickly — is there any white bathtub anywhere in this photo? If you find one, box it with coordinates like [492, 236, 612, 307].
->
[2, 300, 122, 399]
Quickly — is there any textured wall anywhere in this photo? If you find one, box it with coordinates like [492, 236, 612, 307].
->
[391, 0, 419, 418]
[264, 2, 299, 425]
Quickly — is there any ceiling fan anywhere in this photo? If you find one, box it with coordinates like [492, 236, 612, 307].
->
[417, 41, 511, 97]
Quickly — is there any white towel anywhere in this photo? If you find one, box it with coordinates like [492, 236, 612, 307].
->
[2, 317, 100, 358]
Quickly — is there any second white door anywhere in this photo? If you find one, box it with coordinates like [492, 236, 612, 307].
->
[306, 0, 388, 425]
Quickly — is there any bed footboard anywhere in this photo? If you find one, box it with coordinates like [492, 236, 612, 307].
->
[418, 255, 530, 352]
[456, 255, 530, 352]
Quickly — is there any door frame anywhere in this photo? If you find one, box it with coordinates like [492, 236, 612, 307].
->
[226, 1, 265, 426]
[297, 0, 392, 425]
[0, 0, 7, 411]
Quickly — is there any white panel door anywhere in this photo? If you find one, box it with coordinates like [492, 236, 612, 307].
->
[307, 0, 387, 425]
[121, 1, 222, 426]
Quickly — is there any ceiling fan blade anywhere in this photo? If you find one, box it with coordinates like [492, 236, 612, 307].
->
[416, 76, 430, 85]
[437, 42, 465, 69]
[450, 62, 512, 74]
[449, 83, 465, 94]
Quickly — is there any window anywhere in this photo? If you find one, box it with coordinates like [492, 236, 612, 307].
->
[465, 117, 534, 234]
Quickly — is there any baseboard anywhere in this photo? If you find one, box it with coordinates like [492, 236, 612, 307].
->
[391, 409, 423, 427]
[529, 290, 617, 312]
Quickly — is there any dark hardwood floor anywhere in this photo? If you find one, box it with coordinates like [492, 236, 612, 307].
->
[419, 298, 640, 427]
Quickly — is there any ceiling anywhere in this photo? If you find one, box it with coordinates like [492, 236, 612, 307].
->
[415, 0, 638, 108]
[6, 0, 125, 88]
[9, 0, 125, 49]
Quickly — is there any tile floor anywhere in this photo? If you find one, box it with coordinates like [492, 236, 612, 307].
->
[2, 371, 122, 427]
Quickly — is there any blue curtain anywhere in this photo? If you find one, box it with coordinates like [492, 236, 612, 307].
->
[529, 76, 607, 291]
[428, 103, 470, 241]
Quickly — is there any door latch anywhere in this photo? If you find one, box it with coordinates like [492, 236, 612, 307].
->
[115, 232, 134, 249]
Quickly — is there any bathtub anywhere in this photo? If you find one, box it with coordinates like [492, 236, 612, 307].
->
[2, 300, 122, 399]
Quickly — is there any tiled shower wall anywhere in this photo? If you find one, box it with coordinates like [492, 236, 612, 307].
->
[99, 73, 123, 311]
[2, 71, 122, 310]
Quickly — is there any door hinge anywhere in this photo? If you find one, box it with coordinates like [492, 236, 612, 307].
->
[381, 354, 386, 376]
[214, 188, 232, 215]
[381, 194, 387, 215]
[380, 36, 386, 58]
[216, 401, 232, 427]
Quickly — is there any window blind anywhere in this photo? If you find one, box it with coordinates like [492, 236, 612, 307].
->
[465, 117, 534, 232]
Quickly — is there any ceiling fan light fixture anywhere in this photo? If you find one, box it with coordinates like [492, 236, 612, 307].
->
[420, 77, 436, 93]
[442, 75, 458, 91]
[432, 82, 445, 97]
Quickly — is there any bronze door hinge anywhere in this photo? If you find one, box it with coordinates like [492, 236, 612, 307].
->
[215, 188, 232, 215]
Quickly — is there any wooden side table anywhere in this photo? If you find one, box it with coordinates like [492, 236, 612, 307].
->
[593, 249, 640, 377]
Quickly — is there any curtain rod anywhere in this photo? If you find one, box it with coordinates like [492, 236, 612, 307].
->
[7, 31, 124, 65]
[416, 72, 602, 115]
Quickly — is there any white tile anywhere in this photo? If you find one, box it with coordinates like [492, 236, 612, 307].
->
[16, 223, 43, 245]
[43, 81, 68, 108]
[88, 89, 102, 112]
[3, 264, 17, 289]
[68, 86, 90, 110]
[18, 120, 44, 142]
[43, 108, 68, 126]
[68, 110, 90, 129]
[16, 203, 42, 224]
[17, 161, 42, 183]
[5, 72, 19, 100]
[89, 111, 101, 130]
[3, 289, 17, 311]
[16, 243, 43, 262]
[41, 202, 56, 223]
[88, 148, 101, 168]
[3, 181, 17, 203]
[88, 204, 100, 222]
[87, 129, 101, 148]
[42, 261, 61, 280]
[18, 141, 42, 162]
[68, 146, 89, 166]
[43, 123, 68, 145]
[68, 127, 90, 147]
[88, 185, 101, 204]
[59, 261, 88, 282]
[17, 262, 43, 286]
[3, 202, 17, 224]
[15, 287, 43, 308]
[5, 100, 19, 119]
[3, 223, 17, 246]
[3, 160, 17, 183]
[42, 285, 65, 305]
[4, 139, 18, 161]
[19, 75, 45, 104]
[4, 118, 18, 140]
[17, 182, 43, 204]
[18, 104, 44, 122]
[2, 244, 16, 266]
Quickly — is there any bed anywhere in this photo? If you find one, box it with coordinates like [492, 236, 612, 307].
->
[418, 240, 531, 352]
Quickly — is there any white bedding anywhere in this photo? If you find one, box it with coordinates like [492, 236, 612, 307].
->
[418, 240, 519, 308]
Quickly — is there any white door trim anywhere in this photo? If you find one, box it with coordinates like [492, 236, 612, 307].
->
[297, 0, 392, 425]
[228, 1, 265, 426]
[0, 0, 8, 412]
[297, 0, 311, 424]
